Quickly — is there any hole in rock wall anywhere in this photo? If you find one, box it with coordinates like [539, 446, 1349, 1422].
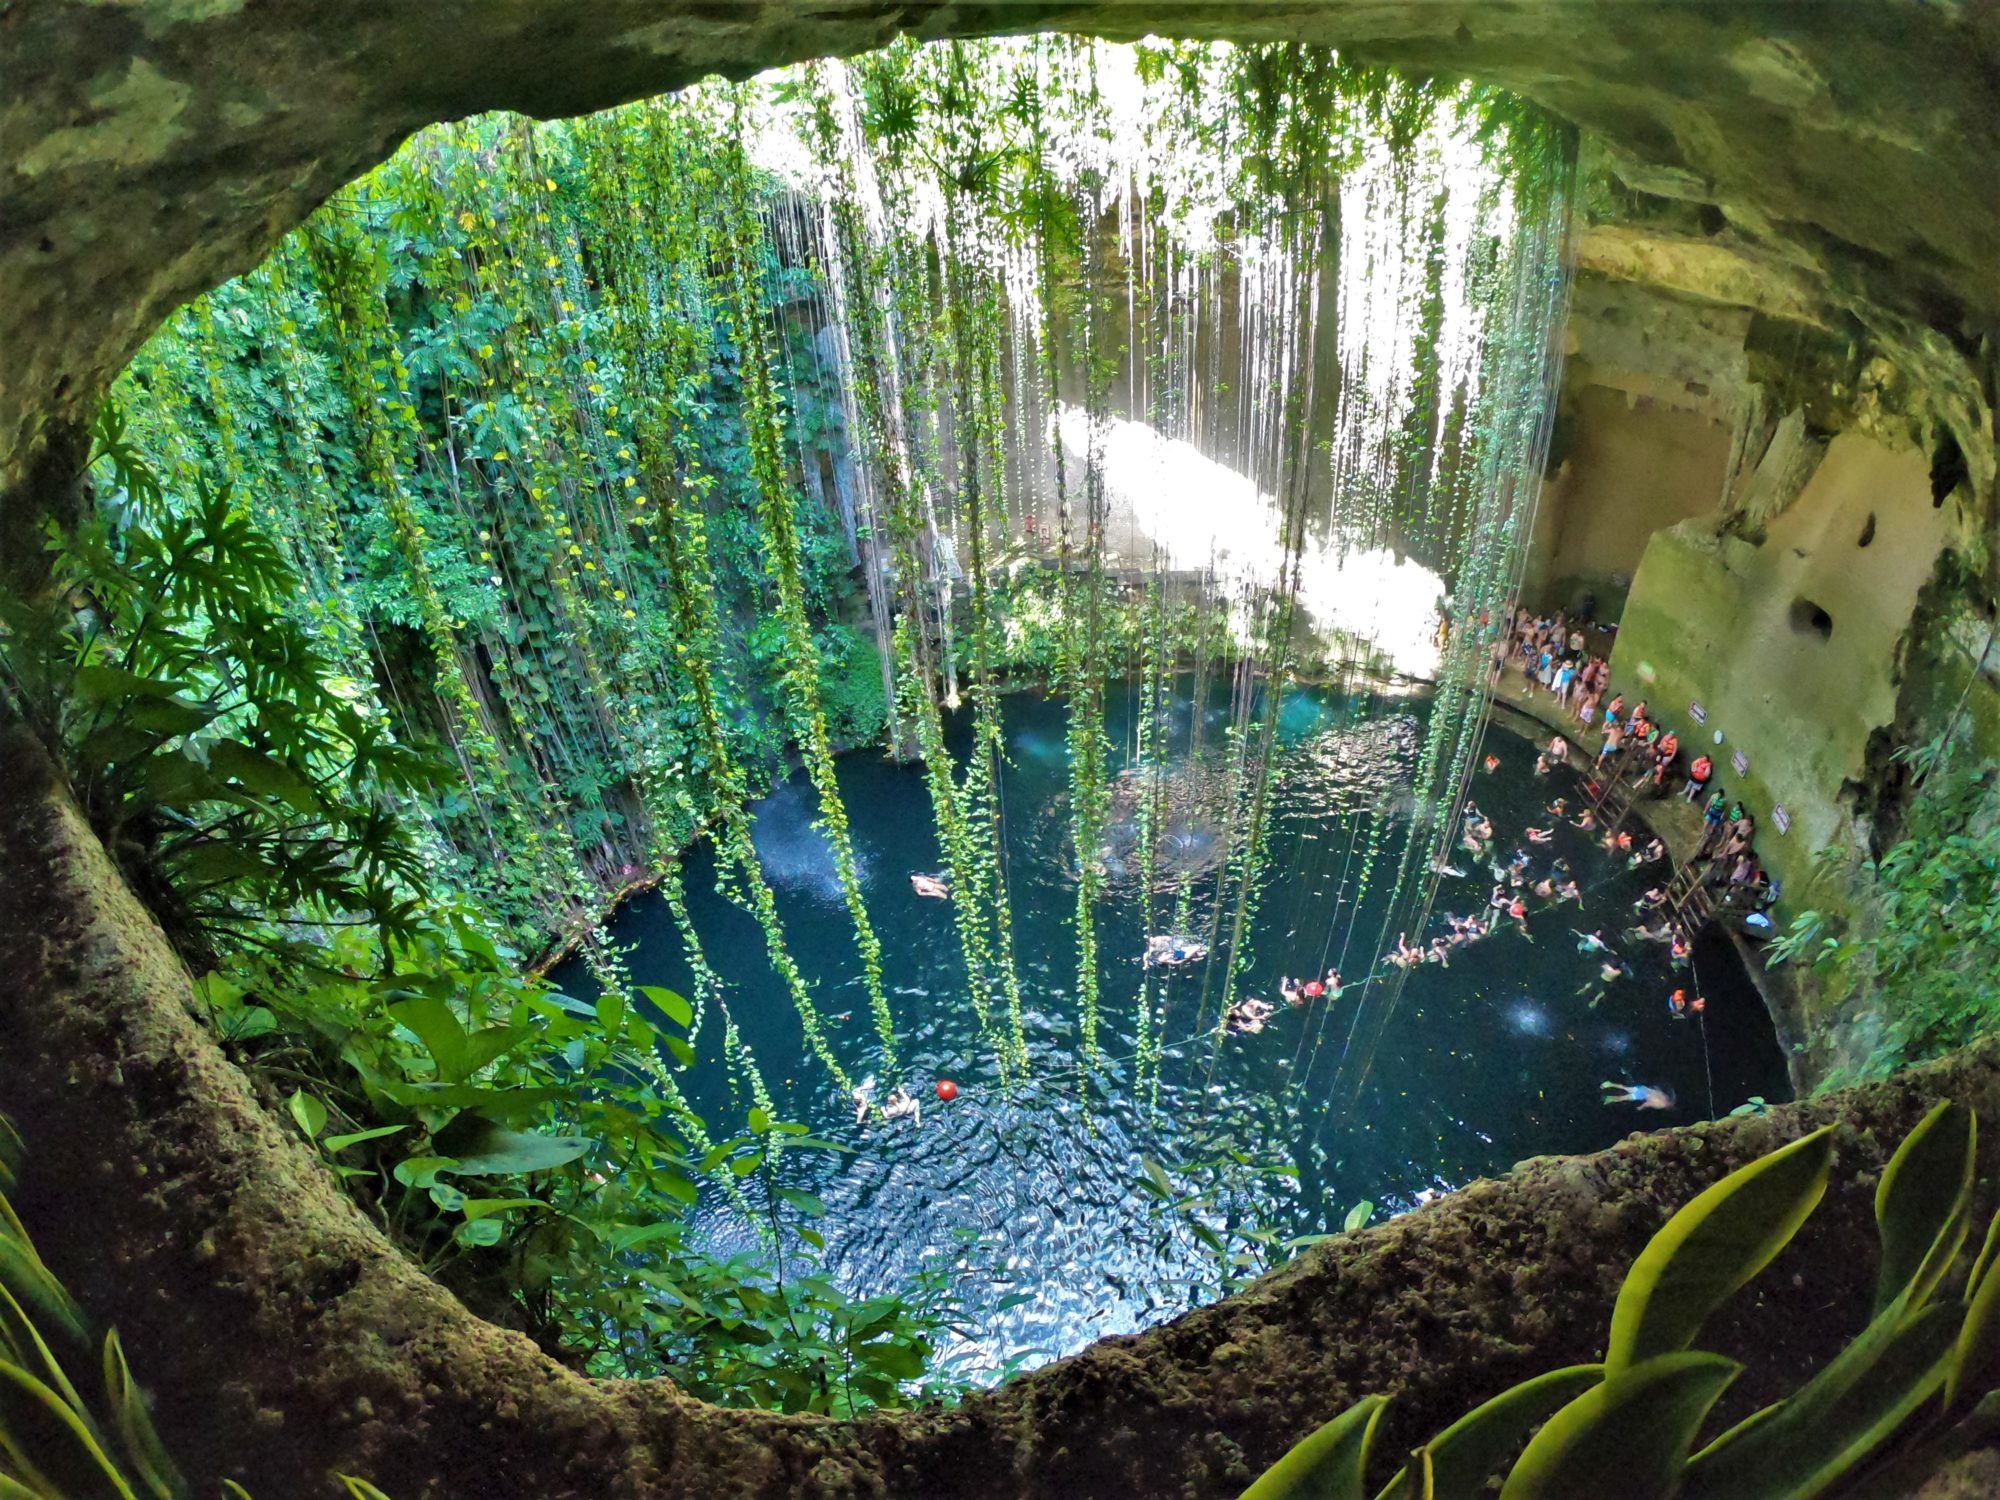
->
[1789, 596, 1835, 640]
[1932, 430, 1968, 507]
[1857, 512, 1876, 548]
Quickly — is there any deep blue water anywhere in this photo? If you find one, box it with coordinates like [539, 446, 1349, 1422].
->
[553, 680, 1789, 1375]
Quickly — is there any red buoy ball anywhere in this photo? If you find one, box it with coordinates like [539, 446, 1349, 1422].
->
[935, 1078, 959, 1102]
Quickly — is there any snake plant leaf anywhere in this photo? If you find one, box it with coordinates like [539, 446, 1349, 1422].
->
[1377, 1365, 1604, 1500]
[1836, 1389, 2000, 1500]
[0, 1360, 137, 1500]
[1873, 1100, 1975, 1315]
[1497, 1351, 1738, 1500]
[0, 1235, 85, 1348]
[1240, 1393, 1390, 1500]
[1607, 1126, 1833, 1371]
[1947, 1213, 2000, 1407]
[103, 1329, 183, 1500]
[1682, 1299, 1957, 1500]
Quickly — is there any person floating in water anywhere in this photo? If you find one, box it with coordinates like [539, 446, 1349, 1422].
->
[1280, 975, 1303, 1007]
[1388, 932, 1424, 968]
[1669, 928, 1692, 967]
[1483, 753, 1501, 773]
[1324, 968, 1343, 1000]
[1226, 996, 1276, 1034]
[1628, 836, 1666, 869]
[910, 873, 951, 899]
[1546, 797, 1569, 818]
[1574, 928, 1610, 953]
[1571, 808, 1597, 831]
[1429, 855, 1467, 878]
[1556, 876, 1583, 904]
[1532, 873, 1556, 900]
[1667, 988, 1689, 1021]
[1507, 897, 1531, 938]
[1143, 934, 1207, 968]
[1428, 935, 1453, 967]
[883, 1085, 922, 1124]
[851, 1075, 877, 1125]
[1601, 1081, 1673, 1111]
[1636, 886, 1669, 911]
[1526, 825, 1555, 844]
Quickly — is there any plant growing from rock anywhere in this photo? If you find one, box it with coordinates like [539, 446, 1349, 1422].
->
[1241, 1099, 2000, 1500]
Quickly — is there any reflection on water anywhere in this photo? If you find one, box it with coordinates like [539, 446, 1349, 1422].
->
[555, 682, 1791, 1378]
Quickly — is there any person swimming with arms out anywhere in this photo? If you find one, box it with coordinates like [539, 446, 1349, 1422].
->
[1573, 928, 1610, 953]
[1571, 807, 1597, 831]
[1526, 825, 1555, 844]
[1388, 932, 1424, 968]
[911, 873, 951, 899]
[1601, 1081, 1673, 1111]
[883, 1085, 922, 1124]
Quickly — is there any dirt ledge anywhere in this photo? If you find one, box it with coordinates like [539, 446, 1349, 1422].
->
[4, 720, 1999, 1499]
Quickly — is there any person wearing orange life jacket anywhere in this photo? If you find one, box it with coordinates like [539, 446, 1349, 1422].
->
[1684, 752, 1715, 802]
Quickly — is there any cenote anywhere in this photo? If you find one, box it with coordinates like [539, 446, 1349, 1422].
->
[554, 679, 1790, 1376]
[44, 11, 1989, 1492]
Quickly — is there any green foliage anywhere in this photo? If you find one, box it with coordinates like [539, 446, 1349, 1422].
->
[1772, 735, 2000, 1080]
[1240, 1104, 2000, 1500]
[0, 406, 442, 967]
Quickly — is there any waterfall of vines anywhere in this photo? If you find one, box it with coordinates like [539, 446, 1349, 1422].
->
[31, 40, 1587, 1405]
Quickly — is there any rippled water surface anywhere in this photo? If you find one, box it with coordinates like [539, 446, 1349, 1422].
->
[556, 682, 1790, 1375]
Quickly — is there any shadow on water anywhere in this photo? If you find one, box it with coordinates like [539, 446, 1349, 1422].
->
[552, 680, 1791, 1378]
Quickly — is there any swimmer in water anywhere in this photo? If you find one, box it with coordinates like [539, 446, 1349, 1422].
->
[1571, 808, 1597, 831]
[1483, 754, 1501, 773]
[883, 1085, 921, 1124]
[1670, 928, 1692, 966]
[1389, 932, 1423, 968]
[1574, 928, 1610, 953]
[851, 1075, 878, 1125]
[911, 873, 951, 900]
[1557, 878, 1583, 904]
[1226, 996, 1276, 1035]
[1429, 855, 1468, 878]
[1601, 1081, 1673, 1111]
[1428, 936, 1453, 968]
[1527, 826, 1555, 844]
[1280, 974, 1304, 1007]
[1532, 875, 1556, 900]
[1547, 797, 1569, 818]
[1637, 887, 1669, 911]
[1324, 968, 1343, 1001]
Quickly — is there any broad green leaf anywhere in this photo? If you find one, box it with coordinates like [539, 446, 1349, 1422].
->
[1241, 1394, 1390, 1500]
[1499, 1352, 1738, 1500]
[748, 1107, 772, 1135]
[462, 1197, 543, 1222]
[454, 1218, 504, 1249]
[459, 1022, 531, 1078]
[215, 1005, 278, 1041]
[594, 994, 625, 1033]
[1838, 1390, 2000, 1500]
[389, 997, 470, 1083]
[1607, 1126, 1833, 1370]
[1684, 1300, 1957, 1500]
[392, 1156, 457, 1189]
[287, 1090, 326, 1141]
[1343, 1200, 1375, 1233]
[1873, 1100, 1975, 1314]
[71, 665, 189, 704]
[432, 1118, 589, 1176]
[639, 985, 694, 1028]
[321, 1124, 406, 1154]
[1377, 1365, 1604, 1500]
[206, 739, 322, 815]
[103, 1329, 183, 1500]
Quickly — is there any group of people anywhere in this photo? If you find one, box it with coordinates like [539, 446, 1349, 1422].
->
[1498, 607, 1611, 726]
